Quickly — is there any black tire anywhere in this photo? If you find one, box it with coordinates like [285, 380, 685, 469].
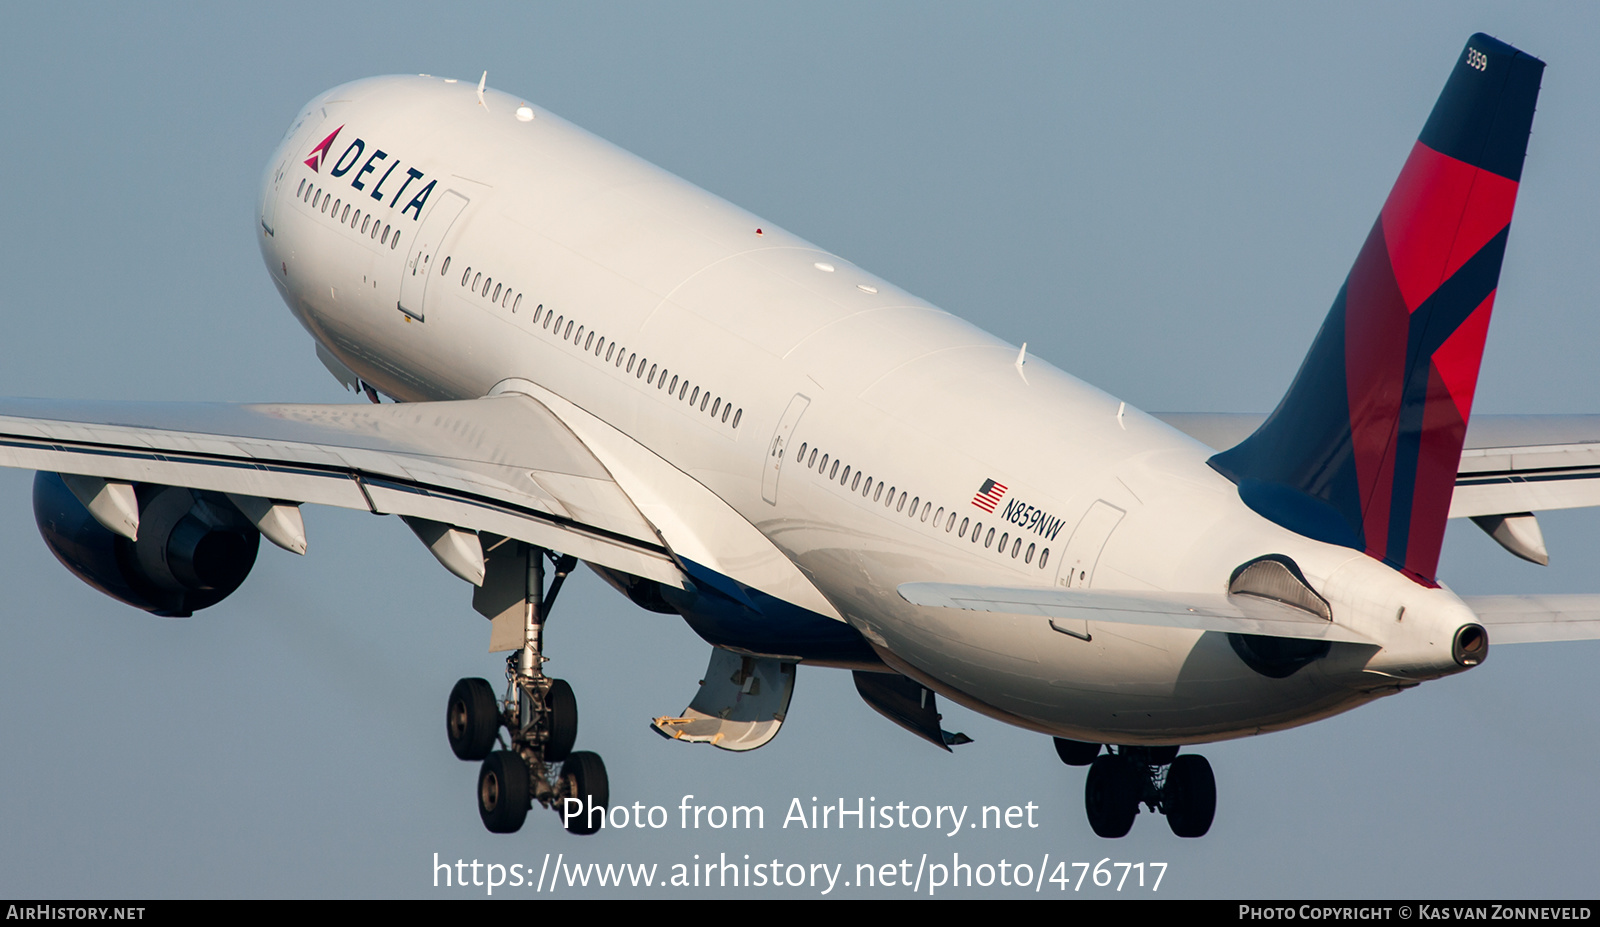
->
[1164, 754, 1216, 838]
[543, 678, 579, 762]
[1054, 737, 1101, 766]
[1147, 745, 1180, 766]
[1085, 755, 1139, 838]
[478, 751, 530, 834]
[562, 751, 609, 836]
[447, 677, 500, 761]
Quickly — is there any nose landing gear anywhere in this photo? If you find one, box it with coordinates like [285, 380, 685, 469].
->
[445, 546, 611, 835]
[1073, 744, 1215, 838]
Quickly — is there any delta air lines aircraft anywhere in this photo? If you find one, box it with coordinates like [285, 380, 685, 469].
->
[8, 35, 1597, 839]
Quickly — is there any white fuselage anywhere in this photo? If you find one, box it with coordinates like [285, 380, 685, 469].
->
[258, 76, 1479, 747]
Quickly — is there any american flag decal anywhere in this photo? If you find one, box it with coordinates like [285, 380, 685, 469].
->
[972, 479, 1007, 512]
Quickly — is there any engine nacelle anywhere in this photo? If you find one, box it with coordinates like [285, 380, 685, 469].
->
[33, 472, 261, 617]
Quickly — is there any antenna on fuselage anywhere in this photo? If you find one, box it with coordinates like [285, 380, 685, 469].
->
[477, 71, 488, 110]
[1014, 342, 1028, 383]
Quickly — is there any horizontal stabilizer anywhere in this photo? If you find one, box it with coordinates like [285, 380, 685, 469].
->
[898, 583, 1374, 643]
[1462, 595, 1600, 643]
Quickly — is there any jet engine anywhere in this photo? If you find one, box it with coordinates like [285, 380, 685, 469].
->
[33, 472, 261, 617]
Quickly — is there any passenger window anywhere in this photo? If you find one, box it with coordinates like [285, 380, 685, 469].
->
[1039, 549, 1049, 568]
[700, 393, 710, 411]
[1025, 543, 1035, 564]
[514, 294, 522, 312]
[934, 507, 944, 526]
[897, 492, 907, 513]
[493, 283, 503, 301]
[798, 442, 807, 463]
[441, 256, 450, 276]
[627, 353, 636, 373]
[484, 277, 493, 297]
[322, 196, 330, 214]
[648, 363, 657, 382]
[464, 268, 473, 286]
[972, 522, 982, 543]
[711, 398, 721, 417]
[381, 224, 390, 243]
[999, 532, 1009, 551]
[297, 179, 306, 196]
[690, 387, 699, 405]
[731, 409, 741, 428]
[946, 512, 955, 532]
[1012, 538, 1022, 558]
[842, 465, 851, 485]
[829, 460, 839, 479]
[851, 471, 861, 491]
[722, 404, 731, 423]
[574, 325, 584, 343]
[569, 321, 577, 341]
[390, 230, 400, 249]
[921, 502, 931, 522]
[607, 344, 616, 362]
[353, 209, 361, 227]
[959, 517, 969, 537]
[680, 382, 690, 400]
[363, 215, 372, 234]
[808, 448, 818, 467]
[910, 497, 919, 516]
[637, 357, 646, 378]
[332, 198, 341, 215]
[820, 453, 829, 472]
[985, 528, 994, 547]
[586, 332, 595, 351]
[668, 374, 678, 393]
[342, 204, 351, 222]
[873, 483, 884, 502]
[503, 290, 512, 308]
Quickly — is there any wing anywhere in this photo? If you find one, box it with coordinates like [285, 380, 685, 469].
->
[0, 393, 683, 586]
[0, 387, 842, 623]
[1155, 412, 1600, 518]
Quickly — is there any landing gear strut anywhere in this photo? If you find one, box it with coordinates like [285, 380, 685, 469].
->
[1079, 745, 1215, 838]
[445, 546, 610, 835]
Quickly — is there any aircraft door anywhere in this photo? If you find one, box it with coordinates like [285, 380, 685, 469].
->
[1050, 500, 1124, 640]
[260, 158, 286, 238]
[397, 190, 469, 321]
[1055, 500, 1124, 589]
[762, 394, 810, 505]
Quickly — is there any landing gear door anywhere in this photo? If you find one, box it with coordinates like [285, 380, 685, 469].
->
[761, 394, 810, 505]
[652, 648, 796, 752]
[397, 190, 469, 321]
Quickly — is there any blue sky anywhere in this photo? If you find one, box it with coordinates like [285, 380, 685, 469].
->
[0, 3, 1596, 898]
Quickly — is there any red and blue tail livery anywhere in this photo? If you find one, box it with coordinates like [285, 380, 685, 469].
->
[1210, 34, 1544, 586]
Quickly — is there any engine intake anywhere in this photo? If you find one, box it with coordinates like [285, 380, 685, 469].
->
[33, 472, 261, 616]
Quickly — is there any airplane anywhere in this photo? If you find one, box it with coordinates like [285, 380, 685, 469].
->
[6, 33, 1598, 842]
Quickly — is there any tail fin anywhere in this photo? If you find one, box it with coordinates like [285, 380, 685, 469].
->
[1209, 34, 1544, 586]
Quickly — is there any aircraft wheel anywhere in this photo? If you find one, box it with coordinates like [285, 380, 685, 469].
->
[1147, 745, 1180, 766]
[478, 751, 530, 834]
[1164, 754, 1216, 838]
[447, 677, 499, 761]
[562, 751, 610, 836]
[1054, 737, 1101, 766]
[1085, 755, 1139, 838]
[543, 678, 579, 762]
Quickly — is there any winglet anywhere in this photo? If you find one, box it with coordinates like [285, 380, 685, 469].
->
[1209, 35, 1544, 586]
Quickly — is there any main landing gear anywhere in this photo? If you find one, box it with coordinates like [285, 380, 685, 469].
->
[445, 547, 611, 836]
[1055, 738, 1216, 838]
